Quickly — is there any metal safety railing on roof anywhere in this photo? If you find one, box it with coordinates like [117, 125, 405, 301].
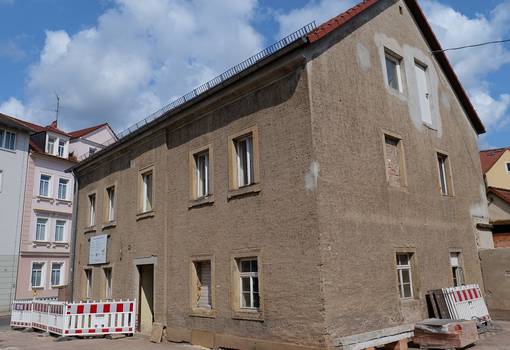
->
[76, 21, 317, 162]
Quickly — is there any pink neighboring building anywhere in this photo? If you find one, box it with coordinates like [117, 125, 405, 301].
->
[15, 120, 115, 299]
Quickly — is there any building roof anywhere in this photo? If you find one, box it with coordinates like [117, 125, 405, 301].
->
[480, 148, 509, 174]
[0, 112, 35, 132]
[72, 0, 485, 172]
[68, 123, 109, 139]
[488, 187, 510, 206]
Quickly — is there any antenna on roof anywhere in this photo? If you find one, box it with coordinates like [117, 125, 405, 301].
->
[54, 92, 60, 127]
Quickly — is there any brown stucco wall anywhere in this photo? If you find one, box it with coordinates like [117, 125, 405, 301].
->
[480, 249, 510, 320]
[71, 0, 488, 348]
[305, 0, 486, 345]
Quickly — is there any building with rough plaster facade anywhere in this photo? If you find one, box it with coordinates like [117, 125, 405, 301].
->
[69, 0, 490, 348]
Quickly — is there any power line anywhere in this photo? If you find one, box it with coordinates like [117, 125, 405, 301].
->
[432, 38, 510, 53]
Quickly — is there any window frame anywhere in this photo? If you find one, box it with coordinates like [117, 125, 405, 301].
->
[138, 166, 155, 214]
[30, 261, 45, 289]
[35, 217, 48, 241]
[384, 49, 404, 93]
[104, 267, 113, 299]
[3, 130, 16, 150]
[88, 193, 97, 227]
[105, 185, 116, 223]
[190, 256, 215, 317]
[54, 219, 66, 242]
[189, 145, 214, 201]
[228, 126, 260, 192]
[39, 174, 52, 198]
[506, 162, 510, 174]
[230, 250, 263, 321]
[57, 178, 69, 200]
[396, 252, 415, 300]
[414, 59, 433, 125]
[382, 131, 407, 188]
[50, 261, 64, 287]
[449, 251, 464, 287]
[84, 268, 92, 299]
[436, 151, 454, 196]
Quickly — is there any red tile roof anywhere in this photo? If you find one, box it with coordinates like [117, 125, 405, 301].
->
[488, 187, 510, 206]
[68, 123, 109, 138]
[306, 0, 485, 135]
[307, 0, 378, 43]
[480, 148, 509, 174]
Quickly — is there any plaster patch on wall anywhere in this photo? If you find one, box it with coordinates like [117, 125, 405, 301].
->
[470, 182, 490, 220]
[356, 43, 371, 72]
[441, 93, 451, 112]
[373, 32, 444, 137]
[305, 161, 320, 192]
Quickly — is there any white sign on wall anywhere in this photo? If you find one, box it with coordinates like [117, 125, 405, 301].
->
[89, 234, 108, 265]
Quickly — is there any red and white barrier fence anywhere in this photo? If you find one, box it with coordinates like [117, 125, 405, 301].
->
[442, 284, 490, 323]
[11, 299, 136, 337]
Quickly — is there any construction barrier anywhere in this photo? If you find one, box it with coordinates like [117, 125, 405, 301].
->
[442, 284, 491, 323]
[11, 299, 136, 337]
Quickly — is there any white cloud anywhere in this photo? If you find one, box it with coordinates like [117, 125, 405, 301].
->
[274, 0, 356, 38]
[0, 0, 263, 131]
[422, 0, 510, 130]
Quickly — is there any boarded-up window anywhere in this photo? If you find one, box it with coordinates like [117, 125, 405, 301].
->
[384, 135, 404, 187]
[194, 260, 212, 309]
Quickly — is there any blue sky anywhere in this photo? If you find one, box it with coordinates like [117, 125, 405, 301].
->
[0, 0, 509, 149]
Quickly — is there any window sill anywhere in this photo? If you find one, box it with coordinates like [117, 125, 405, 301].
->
[188, 195, 215, 209]
[189, 308, 216, 318]
[83, 226, 96, 234]
[31, 286, 44, 290]
[102, 221, 117, 229]
[136, 210, 155, 221]
[51, 284, 66, 289]
[227, 183, 261, 200]
[32, 240, 51, 248]
[36, 196, 54, 203]
[55, 199, 72, 205]
[232, 309, 264, 322]
[0, 147, 16, 154]
[52, 242, 69, 248]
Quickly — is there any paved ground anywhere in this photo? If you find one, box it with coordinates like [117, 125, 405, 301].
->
[0, 322, 509, 349]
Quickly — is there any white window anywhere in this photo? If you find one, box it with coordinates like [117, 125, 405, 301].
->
[104, 268, 112, 299]
[0, 170, 3, 192]
[89, 194, 96, 226]
[31, 262, 44, 288]
[239, 258, 259, 309]
[51, 263, 63, 286]
[54, 220, 65, 241]
[195, 152, 209, 198]
[415, 61, 432, 125]
[396, 253, 414, 299]
[58, 178, 69, 200]
[4, 131, 16, 150]
[142, 171, 153, 212]
[193, 260, 212, 309]
[450, 252, 464, 287]
[437, 153, 449, 195]
[235, 135, 254, 187]
[36, 218, 47, 241]
[58, 140, 66, 157]
[85, 269, 92, 298]
[506, 162, 510, 173]
[39, 174, 51, 197]
[47, 136, 56, 155]
[385, 51, 403, 92]
[107, 186, 115, 222]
